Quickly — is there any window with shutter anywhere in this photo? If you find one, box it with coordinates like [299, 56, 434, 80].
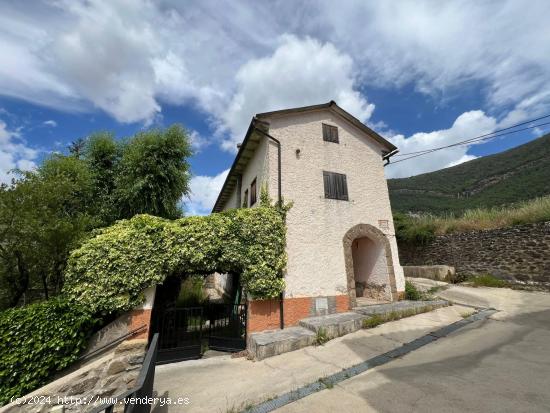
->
[322, 124, 339, 143]
[323, 171, 349, 201]
[250, 178, 257, 206]
[243, 189, 249, 208]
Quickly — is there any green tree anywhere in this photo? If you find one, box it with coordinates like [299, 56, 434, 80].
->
[0, 124, 193, 308]
[114, 125, 192, 219]
[83, 132, 121, 224]
[0, 156, 95, 308]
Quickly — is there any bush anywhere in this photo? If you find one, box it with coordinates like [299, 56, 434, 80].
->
[468, 274, 510, 288]
[405, 280, 423, 301]
[64, 206, 287, 315]
[0, 298, 97, 405]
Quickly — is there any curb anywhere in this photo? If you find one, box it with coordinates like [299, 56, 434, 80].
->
[244, 308, 498, 413]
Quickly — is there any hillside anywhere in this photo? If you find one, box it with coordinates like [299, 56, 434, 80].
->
[388, 133, 550, 214]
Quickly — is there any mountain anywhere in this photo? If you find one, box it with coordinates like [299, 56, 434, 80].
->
[388, 133, 550, 214]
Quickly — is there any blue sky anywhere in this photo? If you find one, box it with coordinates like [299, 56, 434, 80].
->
[1, 1, 549, 214]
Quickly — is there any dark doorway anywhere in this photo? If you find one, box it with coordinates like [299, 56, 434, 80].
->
[150, 274, 247, 364]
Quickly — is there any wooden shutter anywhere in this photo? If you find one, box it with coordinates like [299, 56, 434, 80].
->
[250, 178, 257, 205]
[323, 171, 348, 200]
[322, 124, 339, 143]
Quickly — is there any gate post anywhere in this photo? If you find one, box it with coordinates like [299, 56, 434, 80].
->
[128, 286, 156, 340]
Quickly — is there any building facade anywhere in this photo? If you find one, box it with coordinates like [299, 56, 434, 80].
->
[213, 102, 405, 332]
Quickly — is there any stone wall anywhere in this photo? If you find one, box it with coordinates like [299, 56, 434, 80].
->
[3, 340, 147, 413]
[398, 222, 550, 285]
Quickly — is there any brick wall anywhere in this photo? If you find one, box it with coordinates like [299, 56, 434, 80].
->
[128, 309, 152, 340]
[247, 295, 350, 333]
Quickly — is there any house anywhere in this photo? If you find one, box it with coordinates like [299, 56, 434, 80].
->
[212, 101, 405, 333]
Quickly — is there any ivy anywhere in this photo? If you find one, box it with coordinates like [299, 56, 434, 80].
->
[64, 206, 287, 315]
[0, 298, 97, 405]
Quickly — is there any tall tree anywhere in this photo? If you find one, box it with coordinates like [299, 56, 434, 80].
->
[0, 156, 95, 307]
[0, 124, 193, 308]
[114, 125, 192, 219]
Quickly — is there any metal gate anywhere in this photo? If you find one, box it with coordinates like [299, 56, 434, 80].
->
[207, 304, 247, 352]
[155, 304, 247, 364]
[156, 307, 203, 364]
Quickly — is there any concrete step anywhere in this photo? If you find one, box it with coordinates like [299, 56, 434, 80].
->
[248, 327, 316, 361]
[353, 299, 449, 316]
[299, 312, 367, 340]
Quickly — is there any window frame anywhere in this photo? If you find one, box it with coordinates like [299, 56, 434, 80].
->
[323, 171, 349, 201]
[322, 123, 339, 144]
[243, 188, 249, 208]
[250, 178, 257, 206]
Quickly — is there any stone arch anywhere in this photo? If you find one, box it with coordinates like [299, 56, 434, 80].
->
[343, 223, 397, 308]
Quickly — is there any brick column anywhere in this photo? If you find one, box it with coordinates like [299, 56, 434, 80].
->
[127, 286, 156, 340]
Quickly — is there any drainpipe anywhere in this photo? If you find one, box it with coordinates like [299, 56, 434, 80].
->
[253, 124, 284, 329]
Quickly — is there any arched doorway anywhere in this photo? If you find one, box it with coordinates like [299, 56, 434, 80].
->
[343, 224, 397, 308]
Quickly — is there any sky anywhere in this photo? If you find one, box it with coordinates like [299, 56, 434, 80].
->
[1, 0, 549, 215]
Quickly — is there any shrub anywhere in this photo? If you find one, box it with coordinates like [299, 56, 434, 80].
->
[0, 298, 97, 405]
[64, 206, 287, 315]
[468, 274, 509, 288]
[405, 280, 423, 301]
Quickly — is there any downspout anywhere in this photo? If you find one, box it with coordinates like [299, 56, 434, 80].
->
[253, 124, 285, 329]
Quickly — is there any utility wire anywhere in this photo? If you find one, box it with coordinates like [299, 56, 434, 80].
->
[392, 113, 550, 158]
[389, 120, 550, 165]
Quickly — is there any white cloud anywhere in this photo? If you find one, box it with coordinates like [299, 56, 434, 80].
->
[1, 0, 549, 172]
[218, 35, 374, 151]
[43, 120, 57, 127]
[385, 110, 497, 178]
[0, 120, 38, 183]
[188, 130, 210, 152]
[185, 169, 229, 215]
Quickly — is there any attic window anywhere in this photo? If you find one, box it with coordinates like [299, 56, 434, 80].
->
[322, 124, 339, 143]
[323, 171, 348, 201]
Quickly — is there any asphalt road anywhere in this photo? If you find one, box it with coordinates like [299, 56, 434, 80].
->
[276, 285, 550, 413]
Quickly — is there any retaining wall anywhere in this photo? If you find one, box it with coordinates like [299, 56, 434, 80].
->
[398, 222, 550, 285]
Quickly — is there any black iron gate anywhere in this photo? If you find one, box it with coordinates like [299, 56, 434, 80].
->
[157, 307, 203, 364]
[207, 304, 247, 352]
[155, 303, 247, 364]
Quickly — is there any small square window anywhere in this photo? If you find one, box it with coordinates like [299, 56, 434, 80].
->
[323, 171, 348, 201]
[250, 178, 257, 206]
[322, 124, 339, 143]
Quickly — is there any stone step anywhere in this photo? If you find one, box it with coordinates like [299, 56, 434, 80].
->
[298, 312, 367, 340]
[353, 299, 449, 316]
[248, 327, 316, 361]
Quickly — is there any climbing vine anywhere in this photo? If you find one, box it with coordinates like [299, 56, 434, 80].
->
[64, 206, 287, 315]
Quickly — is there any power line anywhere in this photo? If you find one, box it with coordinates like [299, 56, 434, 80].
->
[389, 120, 550, 165]
[392, 113, 550, 158]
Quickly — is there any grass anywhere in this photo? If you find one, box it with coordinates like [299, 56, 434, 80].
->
[468, 274, 510, 288]
[405, 280, 424, 300]
[362, 305, 435, 329]
[315, 327, 330, 345]
[396, 196, 550, 242]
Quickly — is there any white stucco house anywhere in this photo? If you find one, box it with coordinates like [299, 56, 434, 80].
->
[212, 101, 405, 332]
